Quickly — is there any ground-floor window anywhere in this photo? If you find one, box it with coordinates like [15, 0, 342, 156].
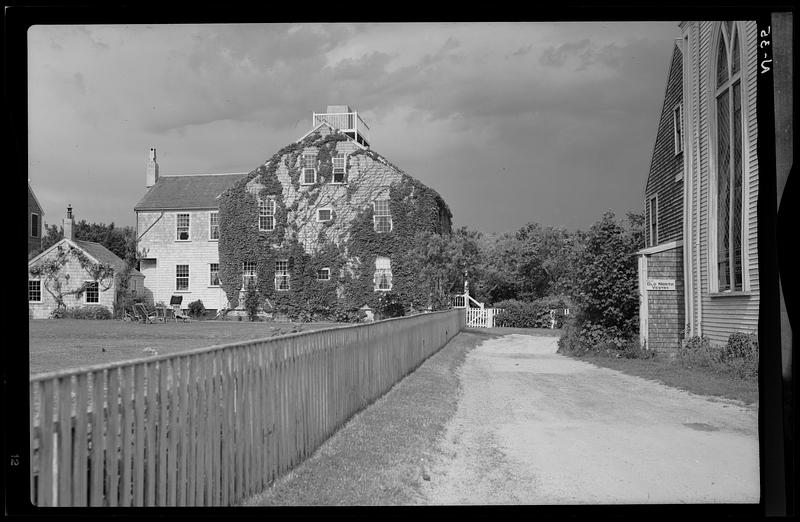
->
[242, 261, 257, 289]
[275, 259, 290, 291]
[84, 281, 99, 303]
[210, 263, 220, 286]
[374, 256, 392, 291]
[28, 280, 41, 302]
[176, 265, 189, 291]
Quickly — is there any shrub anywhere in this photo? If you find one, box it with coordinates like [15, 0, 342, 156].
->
[677, 333, 758, 380]
[677, 335, 719, 369]
[333, 307, 365, 323]
[243, 280, 260, 322]
[376, 292, 405, 319]
[188, 299, 206, 318]
[54, 305, 113, 320]
[494, 296, 571, 328]
[557, 316, 635, 357]
[619, 339, 656, 359]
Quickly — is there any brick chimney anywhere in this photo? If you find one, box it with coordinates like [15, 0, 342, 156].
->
[146, 147, 159, 188]
[63, 204, 74, 241]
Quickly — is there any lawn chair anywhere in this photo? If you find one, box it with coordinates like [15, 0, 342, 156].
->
[134, 302, 157, 324]
[170, 295, 190, 322]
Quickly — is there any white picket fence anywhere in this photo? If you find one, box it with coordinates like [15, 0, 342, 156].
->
[452, 293, 501, 328]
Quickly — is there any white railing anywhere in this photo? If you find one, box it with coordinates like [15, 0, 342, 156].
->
[452, 292, 501, 328]
[312, 112, 370, 145]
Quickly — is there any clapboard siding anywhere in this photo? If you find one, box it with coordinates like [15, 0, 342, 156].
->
[682, 20, 760, 344]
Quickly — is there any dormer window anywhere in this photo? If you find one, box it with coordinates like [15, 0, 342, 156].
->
[302, 152, 317, 185]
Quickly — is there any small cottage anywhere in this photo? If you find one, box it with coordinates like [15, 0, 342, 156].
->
[28, 206, 144, 319]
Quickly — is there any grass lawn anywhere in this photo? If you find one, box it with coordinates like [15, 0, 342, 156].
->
[570, 353, 759, 406]
[28, 319, 342, 375]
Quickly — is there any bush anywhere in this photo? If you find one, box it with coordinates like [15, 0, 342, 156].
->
[494, 296, 571, 328]
[557, 316, 634, 356]
[188, 299, 206, 318]
[333, 307, 366, 323]
[376, 292, 405, 319]
[243, 280, 260, 322]
[53, 305, 113, 320]
[677, 333, 758, 380]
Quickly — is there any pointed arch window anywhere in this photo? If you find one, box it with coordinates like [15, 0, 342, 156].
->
[714, 22, 744, 292]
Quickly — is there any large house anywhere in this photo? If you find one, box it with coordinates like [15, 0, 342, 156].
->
[28, 206, 144, 319]
[637, 20, 762, 350]
[28, 181, 44, 254]
[136, 105, 452, 318]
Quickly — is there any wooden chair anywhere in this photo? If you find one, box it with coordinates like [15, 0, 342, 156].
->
[170, 295, 190, 322]
[134, 302, 157, 324]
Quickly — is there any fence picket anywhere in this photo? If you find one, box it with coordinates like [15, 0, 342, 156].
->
[120, 366, 133, 507]
[133, 364, 145, 506]
[57, 376, 72, 507]
[107, 369, 120, 507]
[73, 373, 89, 506]
[89, 371, 104, 506]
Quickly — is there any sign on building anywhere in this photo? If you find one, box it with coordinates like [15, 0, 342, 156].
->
[646, 279, 676, 291]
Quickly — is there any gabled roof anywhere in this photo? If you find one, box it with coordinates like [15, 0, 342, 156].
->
[28, 238, 143, 277]
[28, 181, 44, 215]
[134, 173, 248, 211]
[295, 121, 367, 150]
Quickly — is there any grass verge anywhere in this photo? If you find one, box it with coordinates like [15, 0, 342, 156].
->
[571, 353, 759, 405]
[243, 329, 501, 506]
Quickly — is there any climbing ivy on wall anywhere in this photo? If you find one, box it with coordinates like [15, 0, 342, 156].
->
[217, 129, 453, 320]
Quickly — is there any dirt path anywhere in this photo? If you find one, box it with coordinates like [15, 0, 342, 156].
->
[420, 334, 760, 505]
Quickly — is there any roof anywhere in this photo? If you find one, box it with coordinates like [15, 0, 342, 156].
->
[29, 238, 144, 277]
[134, 174, 248, 211]
[28, 181, 44, 214]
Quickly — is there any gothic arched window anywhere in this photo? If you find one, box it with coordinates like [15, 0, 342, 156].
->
[714, 22, 744, 292]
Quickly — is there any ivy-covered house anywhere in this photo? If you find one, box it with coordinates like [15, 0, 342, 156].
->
[28, 206, 144, 319]
[134, 148, 246, 313]
[216, 105, 452, 319]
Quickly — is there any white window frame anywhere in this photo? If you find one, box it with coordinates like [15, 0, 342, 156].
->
[274, 259, 290, 291]
[648, 195, 658, 247]
[84, 280, 100, 303]
[259, 198, 275, 232]
[673, 103, 683, 155]
[332, 152, 347, 184]
[209, 211, 219, 241]
[176, 213, 190, 241]
[301, 152, 317, 185]
[176, 265, 190, 292]
[709, 21, 749, 294]
[374, 256, 392, 291]
[316, 208, 333, 223]
[317, 267, 331, 281]
[242, 261, 257, 289]
[209, 263, 220, 287]
[31, 212, 40, 238]
[28, 279, 42, 303]
[373, 200, 392, 233]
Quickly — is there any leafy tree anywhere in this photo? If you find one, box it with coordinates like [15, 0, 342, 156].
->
[35, 221, 136, 262]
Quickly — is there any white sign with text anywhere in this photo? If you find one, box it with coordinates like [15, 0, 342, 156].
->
[646, 279, 676, 291]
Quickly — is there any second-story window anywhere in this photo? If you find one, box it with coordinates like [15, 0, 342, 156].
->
[302, 152, 317, 184]
[176, 213, 190, 241]
[648, 195, 658, 247]
[332, 152, 346, 183]
[209, 211, 219, 240]
[31, 213, 40, 238]
[317, 208, 332, 222]
[673, 104, 683, 154]
[259, 198, 275, 231]
[373, 200, 392, 233]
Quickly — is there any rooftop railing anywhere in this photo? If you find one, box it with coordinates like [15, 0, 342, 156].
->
[312, 111, 370, 147]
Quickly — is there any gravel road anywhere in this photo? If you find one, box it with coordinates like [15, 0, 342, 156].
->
[420, 333, 760, 505]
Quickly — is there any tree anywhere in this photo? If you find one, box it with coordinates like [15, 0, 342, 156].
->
[34, 221, 136, 262]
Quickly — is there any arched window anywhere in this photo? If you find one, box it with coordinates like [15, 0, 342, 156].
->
[714, 22, 744, 292]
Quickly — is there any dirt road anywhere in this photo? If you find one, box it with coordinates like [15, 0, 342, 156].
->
[420, 333, 760, 505]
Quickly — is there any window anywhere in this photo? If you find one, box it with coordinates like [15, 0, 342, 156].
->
[332, 152, 346, 183]
[302, 152, 317, 184]
[648, 195, 658, 247]
[374, 257, 392, 291]
[176, 265, 189, 291]
[85, 281, 99, 303]
[714, 22, 744, 292]
[31, 213, 40, 238]
[317, 267, 330, 281]
[209, 212, 219, 240]
[28, 280, 41, 302]
[373, 200, 392, 233]
[210, 263, 220, 287]
[317, 208, 332, 222]
[275, 259, 290, 291]
[259, 198, 275, 231]
[176, 213, 190, 241]
[242, 261, 257, 289]
[673, 104, 683, 154]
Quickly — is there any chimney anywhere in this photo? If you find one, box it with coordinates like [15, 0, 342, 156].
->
[146, 147, 159, 188]
[63, 204, 74, 241]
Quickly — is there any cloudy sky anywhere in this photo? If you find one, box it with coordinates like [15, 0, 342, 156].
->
[28, 22, 680, 234]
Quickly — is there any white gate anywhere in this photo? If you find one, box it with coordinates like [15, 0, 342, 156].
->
[453, 292, 500, 328]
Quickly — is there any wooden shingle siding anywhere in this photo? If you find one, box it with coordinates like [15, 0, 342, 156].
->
[646, 246, 685, 352]
[645, 44, 685, 245]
